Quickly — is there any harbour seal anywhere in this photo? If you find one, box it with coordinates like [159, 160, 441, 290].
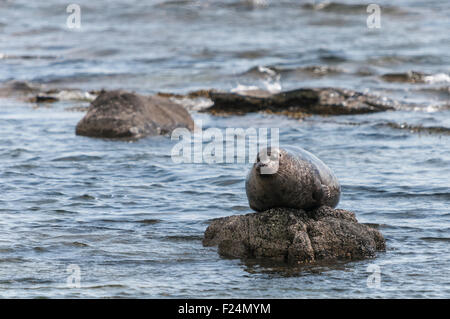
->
[245, 146, 340, 212]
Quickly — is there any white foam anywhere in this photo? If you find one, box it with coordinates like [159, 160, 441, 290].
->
[232, 65, 282, 94]
[247, 0, 269, 8]
[424, 73, 450, 84]
[56, 90, 97, 101]
[231, 83, 260, 93]
[171, 97, 213, 111]
[263, 74, 282, 93]
[257, 65, 276, 77]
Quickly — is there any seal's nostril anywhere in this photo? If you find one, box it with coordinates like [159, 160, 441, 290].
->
[255, 162, 267, 172]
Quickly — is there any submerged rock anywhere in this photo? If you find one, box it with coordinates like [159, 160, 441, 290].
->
[203, 206, 385, 264]
[204, 88, 397, 117]
[0, 80, 41, 98]
[382, 71, 450, 84]
[75, 90, 194, 139]
[381, 71, 428, 83]
[0, 80, 98, 103]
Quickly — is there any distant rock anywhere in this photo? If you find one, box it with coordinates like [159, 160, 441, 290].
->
[381, 71, 428, 83]
[203, 206, 385, 264]
[203, 88, 398, 117]
[0, 80, 41, 98]
[382, 71, 450, 84]
[0, 80, 98, 103]
[75, 90, 194, 139]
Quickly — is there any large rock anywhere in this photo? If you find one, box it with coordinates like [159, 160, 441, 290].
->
[203, 206, 385, 264]
[76, 90, 194, 139]
[204, 88, 399, 117]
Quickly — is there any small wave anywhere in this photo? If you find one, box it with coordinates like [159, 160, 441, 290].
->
[233, 49, 270, 59]
[170, 96, 213, 111]
[418, 86, 450, 96]
[66, 242, 89, 247]
[302, 2, 368, 12]
[241, 65, 276, 78]
[325, 118, 450, 135]
[367, 55, 443, 66]
[420, 237, 450, 242]
[0, 53, 58, 60]
[302, 2, 406, 15]
[233, 65, 282, 94]
[344, 185, 450, 199]
[51, 155, 103, 162]
[52, 90, 97, 102]
[424, 73, 450, 84]
[156, 0, 269, 10]
[280, 65, 344, 77]
[32, 90, 97, 103]
[213, 178, 242, 186]
[137, 219, 161, 225]
[376, 122, 450, 136]
[52, 209, 77, 214]
[381, 71, 428, 83]
[164, 235, 203, 242]
[381, 71, 450, 84]
[70, 194, 96, 201]
[0, 148, 32, 158]
[84, 284, 127, 289]
[231, 83, 260, 93]
[243, 64, 343, 78]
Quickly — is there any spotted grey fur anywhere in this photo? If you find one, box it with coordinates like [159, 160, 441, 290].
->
[245, 146, 340, 211]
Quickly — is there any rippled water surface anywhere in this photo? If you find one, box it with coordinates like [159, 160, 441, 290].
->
[0, 0, 449, 298]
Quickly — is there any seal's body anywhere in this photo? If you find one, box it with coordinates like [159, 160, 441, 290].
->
[245, 147, 340, 212]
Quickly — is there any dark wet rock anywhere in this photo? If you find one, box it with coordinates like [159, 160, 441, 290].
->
[381, 71, 428, 83]
[76, 90, 194, 139]
[35, 95, 59, 103]
[0, 80, 98, 103]
[203, 206, 385, 264]
[204, 88, 397, 117]
[0, 80, 41, 97]
[157, 89, 213, 100]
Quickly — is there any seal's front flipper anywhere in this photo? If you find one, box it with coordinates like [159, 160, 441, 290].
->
[321, 184, 331, 200]
[312, 184, 331, 205]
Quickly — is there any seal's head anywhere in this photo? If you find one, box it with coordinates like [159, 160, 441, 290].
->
[253, 147, 286, 175]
